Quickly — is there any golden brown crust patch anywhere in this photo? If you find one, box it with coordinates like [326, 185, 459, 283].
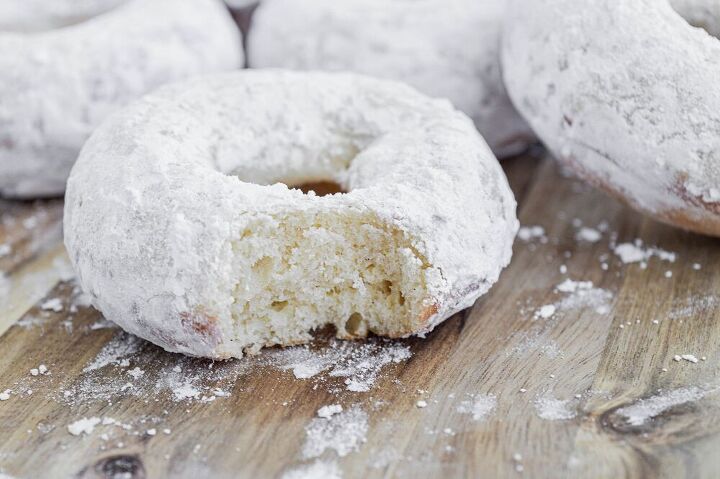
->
[179, 310, 222, 345]
[559, 156, 720, 237]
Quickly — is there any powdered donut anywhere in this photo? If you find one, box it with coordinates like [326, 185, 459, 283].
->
[503, 0, 720, 236]
[0, 0, 242, 198]
[64, 70, 518, 358]
[247, 0, 534, 158]
[0, 0, 127, 32]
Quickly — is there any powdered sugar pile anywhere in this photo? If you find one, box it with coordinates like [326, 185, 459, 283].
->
[67, 417, 101, 436]
[616, 387, 711, 426]
[264, 339, 412, 393]
[302, 404, 368, 459]
[317, 404, 343, 418]
[554, 279, 613, 315]
[534, 393, 578, 421]
[457, 394, 497, 421]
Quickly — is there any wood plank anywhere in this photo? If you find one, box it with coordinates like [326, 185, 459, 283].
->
[0, 199, 67, 337]
[1, 154, 720, 478]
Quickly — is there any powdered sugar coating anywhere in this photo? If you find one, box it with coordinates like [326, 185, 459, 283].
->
[247, 0, 534, 158]
[64, 70, 518, 358]
[0, 0, 127, 32]
[502, 0, 720, 236]
[0, 0, 242, 198]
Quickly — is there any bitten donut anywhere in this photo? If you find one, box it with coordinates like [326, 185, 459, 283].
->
[64, 71, 518, 358]
[503, 0, 720, 236]
[0, 0, 242, 198]
[247, 0, 534, 158]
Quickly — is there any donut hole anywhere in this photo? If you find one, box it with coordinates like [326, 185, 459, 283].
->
[230, 210, 433, 345]
[0, 0, 128, 33]
[291, 181, 346, 197]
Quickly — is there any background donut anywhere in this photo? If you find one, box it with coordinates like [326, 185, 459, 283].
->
[0, 0, 242, 198]
[0, 0, 127, 32]
[502, 0, 720, 236]
[246, 0, 535, 158]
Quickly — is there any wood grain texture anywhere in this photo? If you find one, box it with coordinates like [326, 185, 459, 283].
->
[1, 153, 720, 479]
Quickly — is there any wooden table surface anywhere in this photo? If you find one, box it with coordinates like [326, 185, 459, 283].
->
[1, 152, 720, 479]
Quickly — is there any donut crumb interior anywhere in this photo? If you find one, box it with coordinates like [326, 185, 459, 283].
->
[228, 209, 434, 352]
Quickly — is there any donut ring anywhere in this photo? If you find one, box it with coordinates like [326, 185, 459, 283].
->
[64, 71, 518, 358]
[247, 0, 534, 158]
[503, 0, 720, 236]
[0, 0, 242, 198]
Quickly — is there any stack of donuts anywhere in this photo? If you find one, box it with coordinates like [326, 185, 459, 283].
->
[2, 0, 717, 358]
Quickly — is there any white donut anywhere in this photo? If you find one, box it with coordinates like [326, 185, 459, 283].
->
[247, 0, 534, 158]
[0, 0, 127, 32]
[503, 0, 720, 236]
[0, 0, 242, 198]
[64, 70, 518, 358]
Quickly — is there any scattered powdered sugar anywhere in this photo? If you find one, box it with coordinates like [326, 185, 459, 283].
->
[282, 460, 342, 479]
[616, 387, 711, 426]
[517, 225, 546, 242]
[302, 405, 368, 459]
[126, 367, 144, 380]
[67, 417, 101, 436]
[264, 339, 411, 392]
[457, 394, 497, 421]
[64, 333, 251, 406]
[155, 365, 203, 402]
[534, 393, 578, 421]
[670, 295, 720, 320]
[82, 332, 145, 372]
[614, 241, 676, 264]
[556, 279, 593, 294]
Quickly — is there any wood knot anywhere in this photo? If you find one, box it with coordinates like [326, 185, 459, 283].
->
[598, 396, 703, 440]
[77, 454, 145, 479]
